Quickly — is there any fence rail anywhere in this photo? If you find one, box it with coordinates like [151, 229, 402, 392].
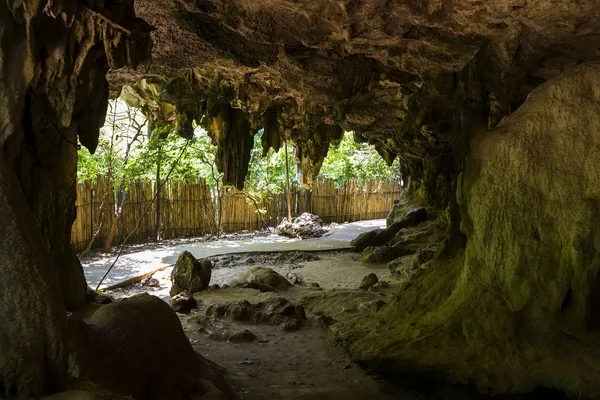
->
[71, 177, 399, 253]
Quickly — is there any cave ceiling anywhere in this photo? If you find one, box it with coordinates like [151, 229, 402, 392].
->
[107, 0, 600, 190]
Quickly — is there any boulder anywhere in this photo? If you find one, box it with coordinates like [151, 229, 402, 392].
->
[276, 212, 326, 239]
[352, 208, 428, 252]
[359, 273, 379, 290]
[170, 251, 212, 297]
[230, 267, 292, 291]
[67, 294, 234, 399]
[203, 297, 306, 329]
[386, 199, 409, 226]
[386, 202, 427, 227]
[170, 293, 198, 314]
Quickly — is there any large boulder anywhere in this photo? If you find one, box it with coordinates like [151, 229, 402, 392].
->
[230, 267, 292, 291]
[68, 294, 234, 399]
[276, 213, 326, 239]
[170, 251, 212, 297]
[359, 242, 411, 264]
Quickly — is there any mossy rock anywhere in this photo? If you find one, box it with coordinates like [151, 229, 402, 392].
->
[360, 242, 411, 264]
[352, 209, 428, 252]
[359, 273, 379, 290]
[388, 250, 435, 280]
[170, 251, 212, 297]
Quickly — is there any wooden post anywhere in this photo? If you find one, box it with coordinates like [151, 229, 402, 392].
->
[284, 139, 292, 221]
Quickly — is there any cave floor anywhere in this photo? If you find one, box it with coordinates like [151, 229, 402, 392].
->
[185, 321, 402, 400]
[82, 219, 387, 289]
[89, 226, 570, 400]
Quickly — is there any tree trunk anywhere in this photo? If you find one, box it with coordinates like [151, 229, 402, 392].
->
[284, 140, 292, 221]
[103, 188, 127, 253]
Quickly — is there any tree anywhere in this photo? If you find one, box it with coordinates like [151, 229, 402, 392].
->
[319, 132, 400, 184]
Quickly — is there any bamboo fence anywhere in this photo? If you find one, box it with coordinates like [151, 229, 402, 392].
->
[71, 177, 399, 253]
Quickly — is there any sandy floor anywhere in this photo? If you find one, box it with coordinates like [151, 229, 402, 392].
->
[105, 250, 396, 301]
[93, 225, 567, 400]
[186, 324, 406, 400]
[82, 219, 386, 288]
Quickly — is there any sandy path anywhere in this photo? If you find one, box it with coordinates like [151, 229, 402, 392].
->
[83, 219, 386, 288]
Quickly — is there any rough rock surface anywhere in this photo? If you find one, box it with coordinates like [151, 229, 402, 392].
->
[388, 250, 436, 280]
[352, 209, 428, 252]
[202, 298, 306, 332]
[387, 206, 427, 228]
[335, 62, 600, 397]
[0, 0, 151, 395]
[118, 0, 600, 194]
[170, 251, 212, 297]
[170, 293, 198, 314]
[230, 267, 293, 291]
[68, 294, 234, 399]
[359, 274, 379, 291]
[276, 213, 327, 239]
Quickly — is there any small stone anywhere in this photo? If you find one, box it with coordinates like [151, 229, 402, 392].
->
[245, 257, 256, 264]
[210, 284, 220, 290]
[141, 276, 160, 287]
[228, 329, 257, 343]
[282, 321, 302, 332]
[170, 293, 197, 314]
[359, 273, 379, 290]
[310, 282, 320, 288]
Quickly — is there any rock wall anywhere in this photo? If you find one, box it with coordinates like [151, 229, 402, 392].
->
[334, 61, 600, 397]
[0, 0, 151, 395]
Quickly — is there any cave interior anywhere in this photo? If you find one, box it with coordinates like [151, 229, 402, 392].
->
[2, 0, 600, 398]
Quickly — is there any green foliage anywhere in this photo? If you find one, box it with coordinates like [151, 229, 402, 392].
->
[77, 101, 147, 184]
[319, 132, 400, 183]
[241, 130, 290, 213]
[77, 100, 220, 186]
[78, 100, 398, 210]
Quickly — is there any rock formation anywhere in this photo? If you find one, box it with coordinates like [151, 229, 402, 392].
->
[0, 0, 152, 396]
[3, 0, 600, 397]
[170, 251, 212, 297]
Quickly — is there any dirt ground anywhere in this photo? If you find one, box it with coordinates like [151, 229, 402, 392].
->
[102, 250, 568, 400]
[105, 250, 401, 399]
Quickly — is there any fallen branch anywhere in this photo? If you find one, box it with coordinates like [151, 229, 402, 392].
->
[99, 264, 173, 292]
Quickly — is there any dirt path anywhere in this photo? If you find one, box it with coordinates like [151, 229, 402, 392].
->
[82, 219, 386, 288]
[186, 324, 404, 400]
